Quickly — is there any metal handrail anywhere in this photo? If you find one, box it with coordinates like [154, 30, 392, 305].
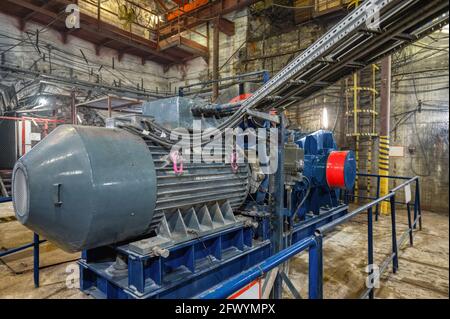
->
[196, 174, 422, 299]
[316, 175, 422, 299]
[197, 236, 318, 299]
[317, 176, 418, 236]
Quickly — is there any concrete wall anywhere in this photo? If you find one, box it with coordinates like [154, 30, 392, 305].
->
[388, 32, 449, 213]
[164, 9, 334, 101]
[165, 9, 249, 97]
[0, 12, 169, 94]
[241, 18, 329, 75]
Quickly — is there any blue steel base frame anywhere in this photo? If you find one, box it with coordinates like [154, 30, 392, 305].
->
[0, 235, 44, 288]
[0, 196, 12, 203]
[0, 197, 44, 288]
[79, 204, 349, 299]
[288, 205, 348, 244]
[79, 224, 271, 299]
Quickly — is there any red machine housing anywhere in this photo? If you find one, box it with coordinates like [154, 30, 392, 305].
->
[326, 151, 353, 189]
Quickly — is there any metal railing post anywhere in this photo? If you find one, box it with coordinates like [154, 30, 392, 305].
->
[308, 235, 323, 299]
[367, 206, 374, 299]
[375, 176, 380, 221]
[389, 195, 399, 273]
[406, 203, 413, 246]
[416, 179, 422, 230]
[33, 233, 40, 288]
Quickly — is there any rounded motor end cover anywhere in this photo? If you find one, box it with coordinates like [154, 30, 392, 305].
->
[325, 151, 356, 190]
[12, 125, 157, 252]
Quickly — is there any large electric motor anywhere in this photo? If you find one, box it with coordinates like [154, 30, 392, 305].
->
[12, 125, 249, 252]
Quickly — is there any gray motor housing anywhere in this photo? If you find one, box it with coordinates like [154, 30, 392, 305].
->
[12, 125, 157, 252]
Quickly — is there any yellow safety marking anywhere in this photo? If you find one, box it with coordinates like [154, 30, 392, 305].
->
[346, 87, 378, 94]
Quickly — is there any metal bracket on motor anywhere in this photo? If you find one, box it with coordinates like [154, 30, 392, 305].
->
[128, 200, 242, 255]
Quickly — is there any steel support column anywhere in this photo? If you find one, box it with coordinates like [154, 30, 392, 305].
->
[212, 17, 220, 102]
[71, 90, 77, 125]
[378, 56, 391, 214]
[271, 115, 285, 298]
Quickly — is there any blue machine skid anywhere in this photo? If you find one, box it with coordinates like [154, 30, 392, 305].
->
[79, 224, 271, 299]
[79, 205, 348, 299]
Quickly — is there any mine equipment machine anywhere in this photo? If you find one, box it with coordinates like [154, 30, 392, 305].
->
[11, 0, 447, 298]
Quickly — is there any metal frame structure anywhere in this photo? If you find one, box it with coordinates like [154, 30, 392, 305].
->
[0, 0, 260, 66]
[199, 173, 422, 299]
[0, 0, 208, 64]
[345, 64, 379, 203]
[239, 0, 448, 112]
[75, 95, 145, 120]
[79, 222, 272, 299]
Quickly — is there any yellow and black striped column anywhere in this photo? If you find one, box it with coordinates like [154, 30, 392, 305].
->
[378, 136, 390, 213]
[378, 56, 392, 214]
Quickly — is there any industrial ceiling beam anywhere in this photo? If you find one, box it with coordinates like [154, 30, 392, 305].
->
[21, 0, 54, 27]
[217, 17, 235, 36]
[154, 0, 170, 13]
[171, 0, 186, 6]
[4, 0, 179, 63]
[159, 0, 259, 39]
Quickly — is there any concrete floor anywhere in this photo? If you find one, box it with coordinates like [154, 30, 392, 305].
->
[0, 201, 448, 299]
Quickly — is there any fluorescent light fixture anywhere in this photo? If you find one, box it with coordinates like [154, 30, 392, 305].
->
[322, 107, 329, 129]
